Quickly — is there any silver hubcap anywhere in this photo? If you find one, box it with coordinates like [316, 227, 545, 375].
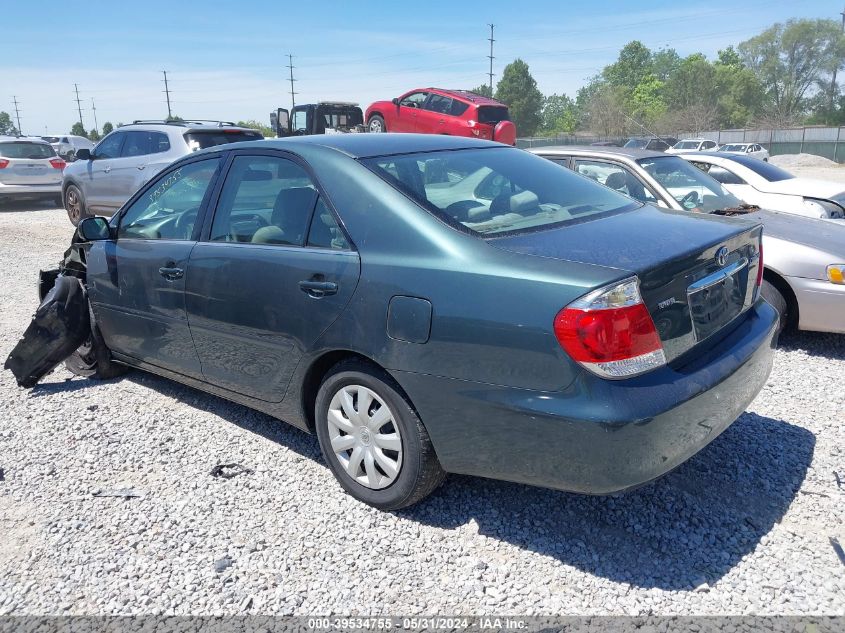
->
[369, 120, 383, 133]
[327, 385, 402, 490]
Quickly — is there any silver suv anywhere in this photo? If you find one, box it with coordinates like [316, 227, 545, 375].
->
[41, 134, 94, 161]
[62, 120, 263, 225]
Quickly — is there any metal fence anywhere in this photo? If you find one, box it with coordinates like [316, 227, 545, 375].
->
[516, 126, 845, 162]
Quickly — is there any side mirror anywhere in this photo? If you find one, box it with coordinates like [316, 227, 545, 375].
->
[392, 98, 400, 106]
[76, 148, 92, 160]
[78, 216, 111, 241]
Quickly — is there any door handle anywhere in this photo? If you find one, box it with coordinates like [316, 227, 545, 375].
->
[299, 280, 338, 298]
[137, 164, 146, 170]
[159, 266, 184, 281]
[103, 166, 111, 173]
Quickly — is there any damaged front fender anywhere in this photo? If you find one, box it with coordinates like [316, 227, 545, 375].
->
[4, 274, 91, 388]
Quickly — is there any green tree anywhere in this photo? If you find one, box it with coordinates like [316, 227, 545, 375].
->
[236, 119, 274, 137]
[102, 122, 114, 135]
[603, 41, 653, 92]
[471, 84, 493, 98]
[166, 114, 184, 122]
[70, 122, 87, 137]
[0, 111, 19, 136]
[88, 129, 101, 141]
[739, 18, 845, 124]
[494, 59, 544, 136]
[630, 74, 666, 126]
[540, 94, 578, 135]
[717, 46, 743, 68]
[651, 48, 682, 81]
[577, 80, 628, 136]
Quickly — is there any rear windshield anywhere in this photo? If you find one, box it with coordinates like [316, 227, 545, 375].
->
[724, 154, 794, 181]
[184, 130, 263, 150]
[477, 106, 510, 124]
[721, 144, 748, 151]
[362, 147, 639, 237]
[0, 142, 56, 159]
[624, 138, 648, 148]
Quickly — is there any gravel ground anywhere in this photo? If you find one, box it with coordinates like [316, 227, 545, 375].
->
[770, 153, 845, 182]
[0, 199, 843, 617]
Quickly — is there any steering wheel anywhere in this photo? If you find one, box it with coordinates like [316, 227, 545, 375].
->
[679, 191, 700, 209]
[174, 208, 198, 239]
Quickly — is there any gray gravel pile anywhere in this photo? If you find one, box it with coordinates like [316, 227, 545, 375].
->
[770, 153, 840, 169]
[0, 205, 843, 616]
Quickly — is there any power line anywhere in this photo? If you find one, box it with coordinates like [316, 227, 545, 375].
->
[91, 98, 99, 132]
[162, 70, 173, 119]
[73, 83, 84, 128]
[11, 96, 22, 134]
[487, 24, 495, 93]
[286, 54, 297, 110]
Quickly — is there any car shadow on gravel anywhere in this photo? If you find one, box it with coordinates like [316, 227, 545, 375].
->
[404, 411, 815, 591]
[0, 200, 61, 212]
[45, 370, 814, 592]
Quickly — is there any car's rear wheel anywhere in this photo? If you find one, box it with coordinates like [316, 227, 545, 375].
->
[65, 304, 129, 380]
[368, 115, 386, 133]
[761, 279, 789, 331]
[315, 360, 445, 510]
[65, 185, 88, 226]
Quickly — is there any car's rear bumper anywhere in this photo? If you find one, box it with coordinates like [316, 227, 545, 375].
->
[393, 299, 778, 494]
[790, 275, 845, 334]
[0, 183, 62, 197]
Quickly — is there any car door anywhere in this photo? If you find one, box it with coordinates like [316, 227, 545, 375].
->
[392, 91, 429, 132]
[85, 156, 223, 377]
[185, 151, 360, 402]
[109, 130, 151, 209]
[417, 93, 452, 134]
[83, 131, 126, 211]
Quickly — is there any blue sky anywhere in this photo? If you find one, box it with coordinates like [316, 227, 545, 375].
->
[2, 0, 840, 134]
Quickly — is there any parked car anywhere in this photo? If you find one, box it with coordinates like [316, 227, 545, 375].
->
[6, 135, 778, 509]
[271, 102, 365, 137]
[365, 89, 516, 145]
[0, 137, 65, 206]
[623, 137, 677, 152]
[61, 120, 263, 226]
[530, 145, 845, 334]
[678, 152, 845, 221]
[666, 138, 718, 154]
[41, 134, 95, 161]
[717, 142, 770, 161]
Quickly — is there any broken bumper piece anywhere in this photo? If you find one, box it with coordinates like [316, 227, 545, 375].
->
[4, 274, 90, 388]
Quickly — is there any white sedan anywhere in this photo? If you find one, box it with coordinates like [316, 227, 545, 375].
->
[679, 152, 845, 221]
[717, 142, 770, 161]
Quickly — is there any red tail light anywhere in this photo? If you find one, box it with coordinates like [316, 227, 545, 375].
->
[554, 277, 666, 379]
[49, 158, 66, 170]
[0, 159, 8, 169]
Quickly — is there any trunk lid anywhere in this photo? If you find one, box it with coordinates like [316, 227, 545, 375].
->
[0, 141, 62, 186]
[489, 205, 763, 362]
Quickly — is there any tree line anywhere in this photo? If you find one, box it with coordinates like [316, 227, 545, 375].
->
[475, 17, 845, 138]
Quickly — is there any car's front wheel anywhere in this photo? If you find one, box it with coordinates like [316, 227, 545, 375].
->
[64, 184, 88, 226]
[368, 115, 386, 133]
[315, 360, 445, 509]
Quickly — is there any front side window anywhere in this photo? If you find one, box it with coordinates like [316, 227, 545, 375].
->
[690, 162, 748, 186]
[573, 159, 658, 205]
[210, 155, 317, 245]
[639, 156, 742, 213]
[118, 158, 220, 240]
[399, 92, 428, 108]
[95, 132, 125, 159]
[292, 110, 308, 133]
[363, 148, 639, 237]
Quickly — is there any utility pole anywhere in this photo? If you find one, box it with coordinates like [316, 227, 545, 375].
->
[91, 98, 99, 132]
[487, 24, 495, 96]
[162, 70, 173, 120]
[286, 54, 297, 110]
[12, 96, 22, 134]
[73, 83, 84, 128]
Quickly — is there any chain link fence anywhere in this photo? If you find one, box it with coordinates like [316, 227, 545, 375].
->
[517, 126, 845, 162]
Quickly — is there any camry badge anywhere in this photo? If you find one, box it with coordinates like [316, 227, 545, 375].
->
[716, 246, 729, 267]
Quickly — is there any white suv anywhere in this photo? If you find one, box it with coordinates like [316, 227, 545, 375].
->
[61, 120, 263, 225]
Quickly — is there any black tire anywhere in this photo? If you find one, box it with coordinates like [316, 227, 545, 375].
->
[64, 184, 88, 227]
[64, 303, 129, 380]
[761, 279, 789, 331]
[367, 115, 387, 133]
[315, 359, 445, 510]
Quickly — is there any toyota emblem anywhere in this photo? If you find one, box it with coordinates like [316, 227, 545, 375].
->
[716, 246, 729, 267]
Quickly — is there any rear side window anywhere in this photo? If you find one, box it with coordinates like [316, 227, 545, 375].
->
[450, 100, 469, 117]
[122, 131, 150, 157]
[184, 130, 263, 151]
[307, 198, 349, 250]
[0, 142, 56, 159]
[425, 94, 453, 115]
[363, 147, 638, 237]
[477, 106, 509, 124]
